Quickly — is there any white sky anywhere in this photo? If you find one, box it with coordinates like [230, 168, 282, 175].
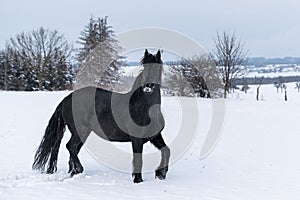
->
[1, 0, 300, 57]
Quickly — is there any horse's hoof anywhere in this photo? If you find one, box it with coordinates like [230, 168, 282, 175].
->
[155, 172, 166, 180]
[70, 170, 77, 177]
[155, 174, 165, 180]
[155, 166, 168, 180]
[132, 173, 143, 183]
[70, 167, 83, 177]
[133, 177, 143, 183]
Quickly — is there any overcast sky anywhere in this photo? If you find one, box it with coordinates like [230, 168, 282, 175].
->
[1, 0, 300, 57]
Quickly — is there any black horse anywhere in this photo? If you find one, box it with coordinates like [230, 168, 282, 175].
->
[32, 49, 170, 183]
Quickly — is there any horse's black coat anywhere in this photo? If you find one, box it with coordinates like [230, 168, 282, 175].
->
[32, 49, 170, 183]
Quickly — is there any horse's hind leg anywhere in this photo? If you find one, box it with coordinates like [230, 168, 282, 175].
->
[66, 125, 89, 176]
[150, 133, 170, 180]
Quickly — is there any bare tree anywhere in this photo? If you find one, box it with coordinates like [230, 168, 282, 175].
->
[274, 76, 285, 94]
[241, 78, 249, 94]
[255, 76, 264, 101]
[283, 83, 288, 101]
[8, 27, 73, 90]
[165, 54, 222, 98]
[274, 82, 281, 93]
[189, 54, 223, 98]
[295, 82, 300, 92]
[213, 31, 247, 98]
[279, 76, 285, 93]
[164, 62, 194, 97]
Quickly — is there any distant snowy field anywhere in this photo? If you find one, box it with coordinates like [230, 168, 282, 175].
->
[1, 83, 300, 199]
[245, 64, 300, 78]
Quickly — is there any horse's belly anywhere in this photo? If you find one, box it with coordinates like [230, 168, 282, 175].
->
[93, 128, 131, 142]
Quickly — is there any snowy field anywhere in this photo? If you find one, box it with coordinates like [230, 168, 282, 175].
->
[1, 83, 300, 199]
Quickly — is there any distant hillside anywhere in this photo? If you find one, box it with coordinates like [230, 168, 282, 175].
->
[127, 57, 300, 67]
[247, 57, 300, 67]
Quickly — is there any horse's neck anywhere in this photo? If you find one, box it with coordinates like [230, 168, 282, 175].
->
[131, 73, 143, 92]
[155, 84, 162, 104]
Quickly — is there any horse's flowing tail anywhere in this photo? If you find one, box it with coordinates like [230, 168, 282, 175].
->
[32, 102, 66, 174]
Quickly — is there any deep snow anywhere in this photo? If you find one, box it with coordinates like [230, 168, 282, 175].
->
[0, 83, 300, 199]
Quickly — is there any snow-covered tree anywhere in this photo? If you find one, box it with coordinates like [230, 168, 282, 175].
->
[5, 27, 73, 91]
[49, 51, 74, 90]
[165, 55, 222, 98]
[165, 65, 194, 97]
[189, 55, 223, 98]
[75, 16, 124, 90]
[0, 47, 29, 91]
[0, 50, 7, 90]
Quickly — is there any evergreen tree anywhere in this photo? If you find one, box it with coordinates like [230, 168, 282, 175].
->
[0, 50, 6, 90]
[52, 51, 74, 90]
[75, 16, 123, 90]
[77, 17, 100, 63]
[8, 48, 25, 90]
[0, 47, 27, 91]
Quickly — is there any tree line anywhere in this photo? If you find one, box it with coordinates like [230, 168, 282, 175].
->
[0, 16, 248, 99]
[0, 16, 123, 91]
[236, 76, 300, 86]
[0, 28, 74, 91]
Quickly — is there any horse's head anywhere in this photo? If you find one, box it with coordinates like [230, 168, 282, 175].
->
[140, 49, 163, 94]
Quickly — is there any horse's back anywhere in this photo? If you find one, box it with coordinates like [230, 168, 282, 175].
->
[61, 86, 131, 142]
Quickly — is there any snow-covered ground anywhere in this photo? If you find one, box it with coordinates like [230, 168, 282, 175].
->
[1, 83, 300, 199]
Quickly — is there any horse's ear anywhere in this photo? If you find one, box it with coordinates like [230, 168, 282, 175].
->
[144, 49, 149, 57]
[156, 50, 161, 59]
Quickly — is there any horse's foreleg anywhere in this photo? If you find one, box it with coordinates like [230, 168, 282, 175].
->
[150, 133, 170, 180]
[131, 137, 144, 183]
